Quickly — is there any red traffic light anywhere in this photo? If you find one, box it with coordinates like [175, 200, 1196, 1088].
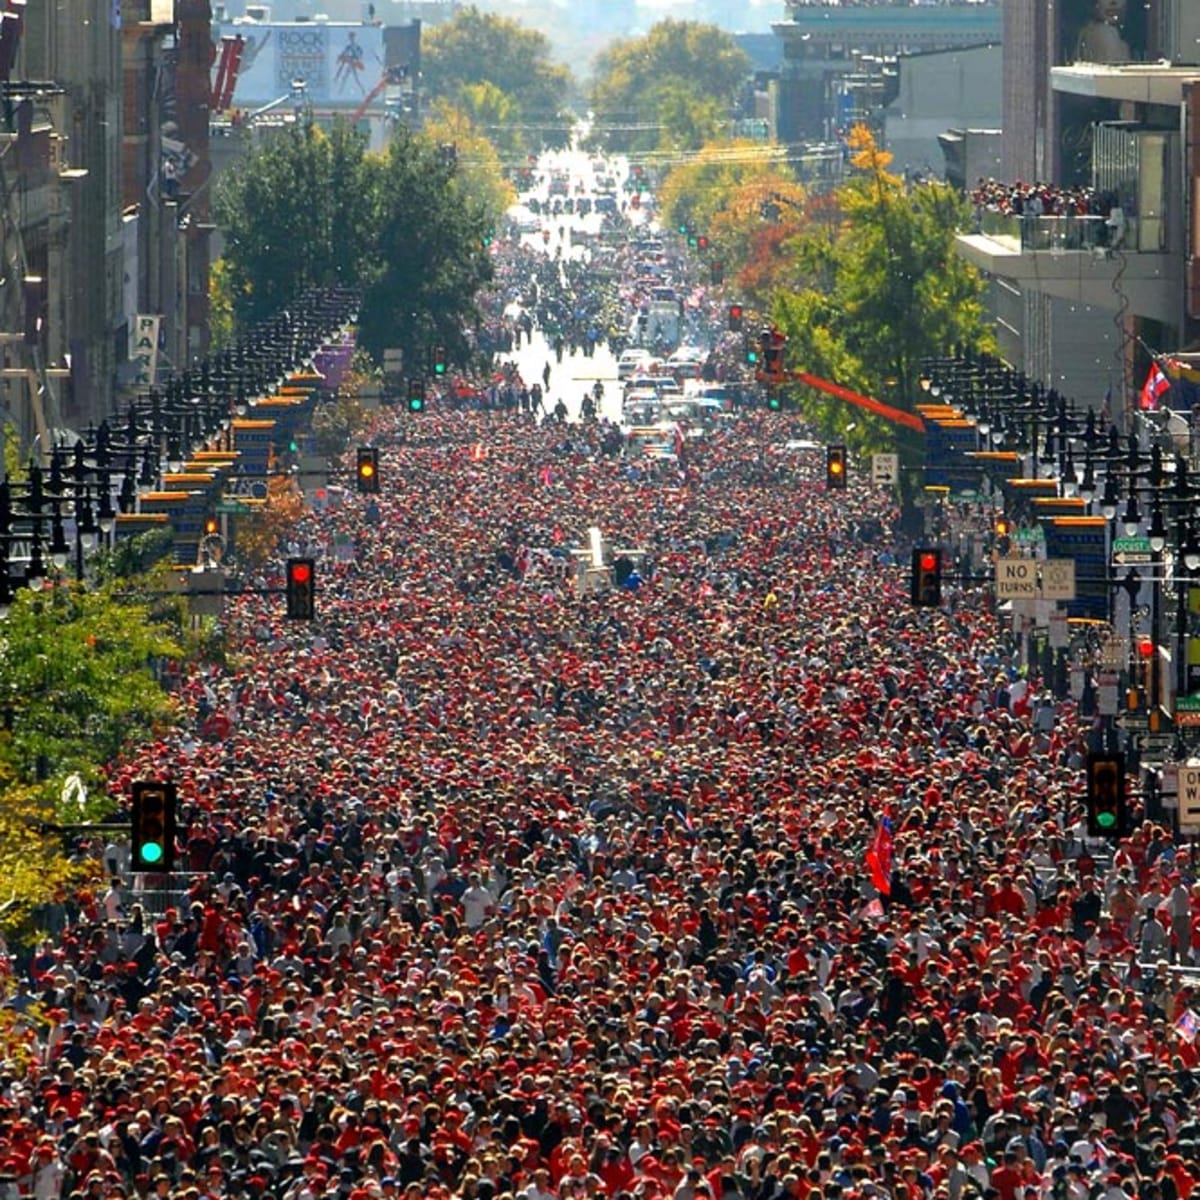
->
[919, 551, 938, 572]
[1136, 636, 1154, 659]
[286, 557, 316, 621]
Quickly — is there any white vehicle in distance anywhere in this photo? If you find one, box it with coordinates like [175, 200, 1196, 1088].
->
[617, 349, 653, 380]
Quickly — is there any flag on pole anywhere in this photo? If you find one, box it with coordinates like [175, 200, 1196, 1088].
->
[864, 814, 894, 897]
[1139, 362, 1171, 410]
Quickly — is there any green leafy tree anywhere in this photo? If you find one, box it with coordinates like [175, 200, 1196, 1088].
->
[775, 127, 995, 447]
[355, 127, 495, 368]
[423, 100, 517, 219]
[214, 122, 493, 370]
[421, 6, 574, 149]
[0, 584, 182, 784]
[590, 20, 750, 154]
[214, 122, 375, 328]
[0, 581, 182, 938]
[208, 258, 237, 352]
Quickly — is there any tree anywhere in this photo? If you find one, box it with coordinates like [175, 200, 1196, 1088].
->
[775, 127, 995, 444]
[213, 121, 375, 328]
[208, 258, 236, 352]
[356, 127, 495, 368]
[214, 122, 494, 370]
[423, 100, 517, 219]
[0, 584, 182, 783]
[590, 20, 750, 154]
[421, 6, 574, 150]
[657, 143, 807, 303]
[0, 577, 184, 938]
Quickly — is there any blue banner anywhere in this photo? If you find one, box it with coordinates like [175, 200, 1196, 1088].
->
[924, 419, 982, 492]
[1043, 517, 1109, 620]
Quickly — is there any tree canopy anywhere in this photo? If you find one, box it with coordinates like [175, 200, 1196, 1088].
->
[772, 128, 995, 446]
[0, 580, 182, 934]
[213, 122, 496, 369]
[589, 20, 751, 155]
[657, 142, 808, 304]
[421, 6, 574, 151]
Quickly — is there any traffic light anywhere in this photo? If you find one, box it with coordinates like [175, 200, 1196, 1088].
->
[431, 346, 448, 377]
[356, 447, 380, 494]
[826, 445, 847, 489]
[763, 337, 784, 381]
[910, 547, 942, 608]
[131, 781, 177, 872]
[728, 304, 744, 333]
[1085, 751, 1126, 839]
[481, 225, 495, 248]
[994, 516, 1011, 555]
[710, 260, 723, 285]
[203, 515, 219, 537]
[678, 220, 689, 236]
[745, 337, 760, 367]
[285, 557, 316, 621]
[407, 378, 426, 414]
[767, 392, 782, 412]
[696, 235, 708, 251]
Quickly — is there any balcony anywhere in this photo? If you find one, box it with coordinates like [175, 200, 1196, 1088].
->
[956, 212, 1179, 324]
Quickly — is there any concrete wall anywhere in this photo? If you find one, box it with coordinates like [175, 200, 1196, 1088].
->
[883, 44, 1002, 179]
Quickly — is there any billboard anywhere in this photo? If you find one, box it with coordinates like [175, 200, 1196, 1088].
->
[213, 22, 387, 108]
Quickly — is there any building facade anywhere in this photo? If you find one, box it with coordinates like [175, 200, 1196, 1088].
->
[958, 0, 1200, 413]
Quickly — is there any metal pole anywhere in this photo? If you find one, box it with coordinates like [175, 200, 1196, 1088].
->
[1152, 547, 1163, 731]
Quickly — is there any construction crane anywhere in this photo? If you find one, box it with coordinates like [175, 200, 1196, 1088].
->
[351, 67, 408, 125]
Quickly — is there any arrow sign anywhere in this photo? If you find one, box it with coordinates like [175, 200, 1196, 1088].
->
[872, 453, 898, 486]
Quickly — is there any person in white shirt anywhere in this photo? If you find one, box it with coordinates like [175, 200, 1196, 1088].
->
[461, 873, 495, 930]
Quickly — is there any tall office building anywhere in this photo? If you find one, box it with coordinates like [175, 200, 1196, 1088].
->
[958, 0, 1200, 410]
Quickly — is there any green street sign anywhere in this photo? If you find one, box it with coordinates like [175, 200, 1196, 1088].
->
[1113, 536, 1152, 553]
[1177, 695, 1200, 712]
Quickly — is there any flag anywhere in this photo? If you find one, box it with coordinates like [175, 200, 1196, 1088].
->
[1140, 362, 1171, 411]
[864, 814, 894, 897]
[1176, 1008, 1200, 1043]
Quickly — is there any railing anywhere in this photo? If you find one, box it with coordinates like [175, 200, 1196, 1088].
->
[974, 211, 1125, 252]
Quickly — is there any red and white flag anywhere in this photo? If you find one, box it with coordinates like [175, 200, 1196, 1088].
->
[1139, 362, 1171, 410]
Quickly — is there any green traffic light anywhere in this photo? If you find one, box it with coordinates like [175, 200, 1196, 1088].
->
[768, 396, 781, 411]
[1095, 811, 1116, 829]
[140, 841, 164, 864]
[747, 350, 759, 364]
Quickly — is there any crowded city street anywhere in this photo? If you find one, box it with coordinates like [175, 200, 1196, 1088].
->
[4, 157, 1199, 1200]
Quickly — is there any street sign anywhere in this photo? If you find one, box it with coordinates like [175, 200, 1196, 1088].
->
[1179, 766, 1200, 831]
[1040, 559, 1076, 601]
[1112, 535, 1153, 565]
[995, 557, 1037, 599]
[1177, 694, 1200, 727]
[872, 453, 898, 486]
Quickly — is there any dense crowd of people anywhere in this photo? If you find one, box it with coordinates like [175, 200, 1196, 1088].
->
[2, 162, 1198, 1200]
[968, 181, 1119, 222]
